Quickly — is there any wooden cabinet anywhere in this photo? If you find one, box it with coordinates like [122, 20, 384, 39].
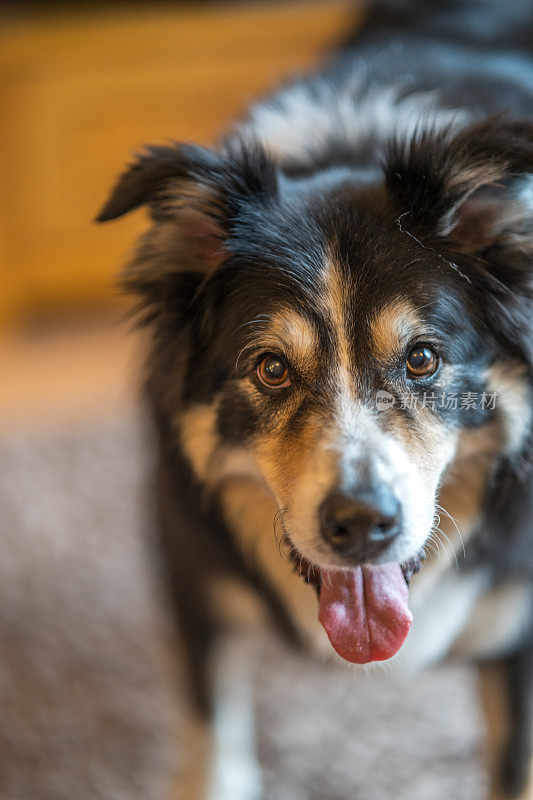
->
[0, 1, 355, 328]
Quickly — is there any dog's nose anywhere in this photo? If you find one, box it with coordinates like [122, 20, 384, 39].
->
[319, 488, 401, 559]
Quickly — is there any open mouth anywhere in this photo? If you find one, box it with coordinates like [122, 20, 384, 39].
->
[287, 546, 425, 665]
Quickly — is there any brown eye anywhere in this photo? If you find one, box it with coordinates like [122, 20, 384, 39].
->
[256, 354, 291, 389]
[406, 346, 439, 378]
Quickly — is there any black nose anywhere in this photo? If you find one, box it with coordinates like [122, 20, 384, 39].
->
[319, 488, 401, 559]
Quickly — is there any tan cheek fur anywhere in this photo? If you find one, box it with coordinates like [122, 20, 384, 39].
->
[214, 474, 334, 657]
[254, 413, 324, 505]
[178, 400, 332, 657]
[178, 403, 220, 482]
[178, 399, 332, 654]
[409, 417, 506, 606]
[412, 360, 531, 603]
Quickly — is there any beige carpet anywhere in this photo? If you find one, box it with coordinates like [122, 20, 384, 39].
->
[0, 414, 487, 800]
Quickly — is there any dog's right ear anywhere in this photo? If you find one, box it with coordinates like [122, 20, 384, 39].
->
[97, 141, 278, 312]
[96, 143, 223, 223]
[97, 143, 232, 281]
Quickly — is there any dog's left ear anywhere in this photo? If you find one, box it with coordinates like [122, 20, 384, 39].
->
[386, 118, 533, 257]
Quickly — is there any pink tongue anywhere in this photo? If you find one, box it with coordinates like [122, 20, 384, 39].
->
[318, 564, 412, 664]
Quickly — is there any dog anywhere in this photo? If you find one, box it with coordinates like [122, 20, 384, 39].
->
[97, 1, 533, 797]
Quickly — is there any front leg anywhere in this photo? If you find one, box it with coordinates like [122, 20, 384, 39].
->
[206, 629, 263, 800]
[156, 439, 264, 799]
[171, 629, 263, 800]
[479, 645, 533, 800]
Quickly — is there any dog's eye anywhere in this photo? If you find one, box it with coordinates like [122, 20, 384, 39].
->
[406, 346, 439, 378]
[256, 354, 291, 389]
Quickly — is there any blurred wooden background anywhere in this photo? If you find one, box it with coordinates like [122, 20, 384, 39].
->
[0, 1, 356, 331]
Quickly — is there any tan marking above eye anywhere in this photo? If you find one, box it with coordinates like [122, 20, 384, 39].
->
[371, 300, 422, 361]
[245, 309, 319, 381]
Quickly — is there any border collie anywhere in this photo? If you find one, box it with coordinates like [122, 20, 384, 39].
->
[98, 1, 533, 797]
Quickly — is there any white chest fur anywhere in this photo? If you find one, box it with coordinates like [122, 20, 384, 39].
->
[402, 561, 531, 670]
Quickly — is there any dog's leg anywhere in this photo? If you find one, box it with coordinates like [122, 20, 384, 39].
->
[156, 472, 216, 716]
[206, 629, 263, 800]
[501, 648, 533, 800]
[172, 628, 263, 800]
[479, 646, 533, 800]
[154, 420, 267, 799]
[171, 713, 214, 800]
[480, 661, 514, 799]
[154, 435, 220, 800]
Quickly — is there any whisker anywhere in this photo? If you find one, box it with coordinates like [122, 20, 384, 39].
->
[435, 526, 459, 568]
[234, 341, 257, 372]
[272, 507, 287, 558]
[436, 503, 466, 560]
[420, 545, 431, 565]
[235, 313, 273, 333]
[424, 538, 439, 558]
[433, 528, 456, 568]
[425, 533, 441, 559]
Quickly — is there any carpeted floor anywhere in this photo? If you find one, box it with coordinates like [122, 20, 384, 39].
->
[0, 414, 487, 800]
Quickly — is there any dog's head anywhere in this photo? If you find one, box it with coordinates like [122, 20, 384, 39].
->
[99, 119, 532, 661]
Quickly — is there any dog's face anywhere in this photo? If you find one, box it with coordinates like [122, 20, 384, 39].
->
[99, 120, 533, 582]
[184, 199, 493, 574]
